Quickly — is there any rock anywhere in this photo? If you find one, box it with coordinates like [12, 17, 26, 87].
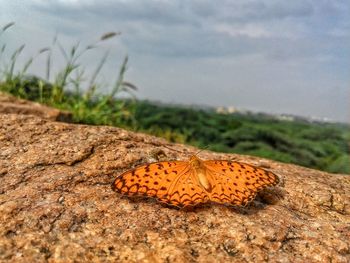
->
[0, 92, 72, 122]
[0, 113, 349, 263]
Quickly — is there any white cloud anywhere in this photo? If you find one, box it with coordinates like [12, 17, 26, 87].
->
[214, 23, 272, 38]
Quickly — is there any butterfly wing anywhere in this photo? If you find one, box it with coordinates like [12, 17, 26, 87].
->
[203, 160, 279, 206]
[113, 161, 209, 207]
[160, 169, 210, 207]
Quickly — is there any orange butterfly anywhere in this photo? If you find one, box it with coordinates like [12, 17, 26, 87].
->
[113, 155, 279, 207]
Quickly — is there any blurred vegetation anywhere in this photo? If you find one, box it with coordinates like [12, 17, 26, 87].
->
[129, 101, 350, 174]
[1, 22, 349, 174]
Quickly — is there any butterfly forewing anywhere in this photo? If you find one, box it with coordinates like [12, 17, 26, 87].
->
[203, 160, 279, 206]
[113, 160, 206, 206]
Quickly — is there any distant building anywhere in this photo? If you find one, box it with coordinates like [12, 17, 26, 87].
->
[216, 106, 237, 114]
[277, 115, 295, 122]
[216, 106, 226, 114]
[227, 106, 237, 113]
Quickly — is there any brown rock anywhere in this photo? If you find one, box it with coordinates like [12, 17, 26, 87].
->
[0, 113, 349, 262]
[0, 92, 72, 122]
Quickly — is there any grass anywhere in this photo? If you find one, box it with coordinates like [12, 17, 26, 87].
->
[1, 22, 349, 174]
[0, 22, 137, 128]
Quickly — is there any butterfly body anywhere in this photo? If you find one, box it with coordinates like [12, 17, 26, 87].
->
[189, 155, 212, 191]
[113, 155, 279, 207]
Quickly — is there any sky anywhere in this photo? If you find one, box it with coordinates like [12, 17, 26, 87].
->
[1, 0, 349, 122]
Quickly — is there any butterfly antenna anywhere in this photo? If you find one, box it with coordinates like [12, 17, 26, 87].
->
[162, 145, 187, 154]
[161, 144, 210, 157]
[194, 145, 210, 156]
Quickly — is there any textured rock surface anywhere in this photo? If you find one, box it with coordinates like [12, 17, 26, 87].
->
[0, 92, 72, 122]
[0, 113, 349, 263]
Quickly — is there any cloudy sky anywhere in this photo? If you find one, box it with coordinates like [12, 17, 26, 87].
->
[1, 0, 349, 122]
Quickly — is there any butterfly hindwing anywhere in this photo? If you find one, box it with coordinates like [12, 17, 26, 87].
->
[114, 160, 207, 206]
[159, 171, 209, 207]
[203, 160, 279, 206]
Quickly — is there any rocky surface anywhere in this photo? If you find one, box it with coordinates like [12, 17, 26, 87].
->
[0, 111, 349, 262]
[0, 92, 72, 122]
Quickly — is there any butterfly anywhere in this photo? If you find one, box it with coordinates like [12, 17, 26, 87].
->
[113, 155, 279, 207]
